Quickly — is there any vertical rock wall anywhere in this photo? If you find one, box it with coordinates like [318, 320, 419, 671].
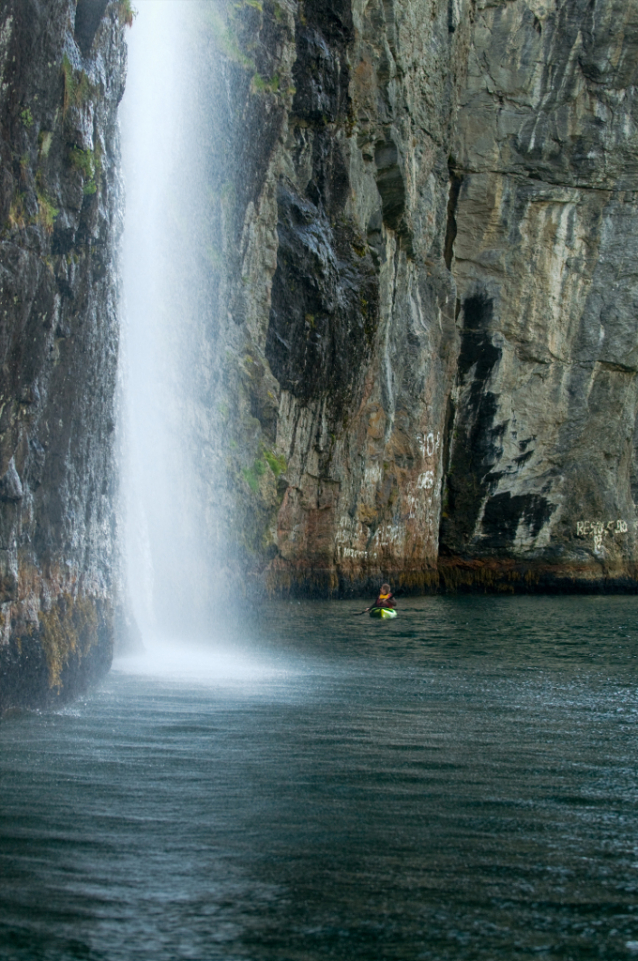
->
[4, 0, 630, 663]
[0, 0, 126, 712]
[207, 0, 638, 596]
[210, 0, 464, 595]
[441, 0, 638, 590]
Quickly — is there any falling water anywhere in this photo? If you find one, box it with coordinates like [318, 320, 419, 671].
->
[3, 13, 638, 959]
[119, 1, 224, 644]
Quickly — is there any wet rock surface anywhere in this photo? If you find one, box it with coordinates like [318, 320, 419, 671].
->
[208, 0, 638, 596]
[442, 0, 638, 588]
[0, 0, 126, 712]
[5, 0, 637, 698]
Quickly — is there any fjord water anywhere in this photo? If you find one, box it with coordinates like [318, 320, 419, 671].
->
[1, 596, 637, 961]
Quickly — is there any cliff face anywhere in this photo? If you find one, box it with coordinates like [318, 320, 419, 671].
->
[0, 0, 126, 712]
[209, 0, 462, 595]
[441, 0, 638, 589]
[1, 0, 633, 703]
[208, 0, 638, 595]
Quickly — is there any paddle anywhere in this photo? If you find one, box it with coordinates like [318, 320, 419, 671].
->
[353, 589, 403, 615]
[352, 585, 405, 616]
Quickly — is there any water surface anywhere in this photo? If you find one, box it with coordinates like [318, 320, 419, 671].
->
[1, 595, 638, 960]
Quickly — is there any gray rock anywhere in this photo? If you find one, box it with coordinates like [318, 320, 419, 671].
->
[0, 458, 23, 502]
[0, 0, 126, 713]
[198, 0, 638, 595]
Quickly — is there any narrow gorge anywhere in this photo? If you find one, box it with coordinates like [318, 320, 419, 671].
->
[1, 0, 638, 711]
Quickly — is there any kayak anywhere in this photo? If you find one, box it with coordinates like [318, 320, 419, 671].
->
[369, 607, 397, 619]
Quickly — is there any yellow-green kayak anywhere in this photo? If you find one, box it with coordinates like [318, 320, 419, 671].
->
[369, 607, 397, 619]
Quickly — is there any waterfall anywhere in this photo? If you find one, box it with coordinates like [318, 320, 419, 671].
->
[119, 1, 223, 644]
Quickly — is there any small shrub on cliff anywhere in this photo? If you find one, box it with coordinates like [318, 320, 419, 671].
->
[251, 72, 280, 95]
[69, 146, 100, 195]
[242, 458, 266, 493]
[118, 1, 137, 27]
[69, 146, 94, 178]
[39, 130, 53, 158]
[264, 450, 286, 477]
[61, 56, 73, 112]
[242, 451, 287, 492]
[62, 56, 92, 115]
[7, 193, 26, 230]
[36, 191, 59, 233]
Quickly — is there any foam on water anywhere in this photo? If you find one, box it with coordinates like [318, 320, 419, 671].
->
[113, 638, 290, 685]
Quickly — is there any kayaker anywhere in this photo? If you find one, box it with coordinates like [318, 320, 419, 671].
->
[365, 583, 396, 612]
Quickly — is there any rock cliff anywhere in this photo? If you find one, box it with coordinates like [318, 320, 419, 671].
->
[205, 0, 638, 595]
[0, 0, 127, 713]
[3, 0, 637, 714]
[440, 0, 638, 590]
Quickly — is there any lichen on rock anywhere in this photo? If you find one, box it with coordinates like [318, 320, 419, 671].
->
[0, 0, 127, 713]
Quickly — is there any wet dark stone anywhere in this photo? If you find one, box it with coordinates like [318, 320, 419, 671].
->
[441, 293, 504, 553]
[0, 459, 23, 502]
[375, 139, 405, 231]
[0, 0, 125, 712]
[292, 28, 345, 124]
[74, 0, 110, 57]
[266, 185, 379, 420]
[480, 492, 556, 549]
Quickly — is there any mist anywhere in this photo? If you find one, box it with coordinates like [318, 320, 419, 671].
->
[119, 1, 224, 646]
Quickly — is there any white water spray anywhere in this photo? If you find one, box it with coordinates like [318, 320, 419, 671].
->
[119, 2, 221, 647]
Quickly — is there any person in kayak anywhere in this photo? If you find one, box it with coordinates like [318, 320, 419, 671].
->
[366, 583, 396, 612]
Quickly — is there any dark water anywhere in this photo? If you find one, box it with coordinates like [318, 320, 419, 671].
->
[1, 596, 638, 961]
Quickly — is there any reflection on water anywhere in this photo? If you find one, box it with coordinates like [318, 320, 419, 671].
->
[1, 595, 638, 960]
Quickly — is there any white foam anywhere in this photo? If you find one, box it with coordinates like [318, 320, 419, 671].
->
[113, 637, 291, 686]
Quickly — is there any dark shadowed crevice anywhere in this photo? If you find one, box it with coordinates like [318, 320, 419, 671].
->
[444, 162, 463, 270]
[291, 0, 352, 126]
[374, 138, 405, 231]
[438, 392, 457, 553]
[448, 0, 458, 33]
[481, 491, 556, 549]
[456, 293, 498, 379]
[266, 184, 379, 421]
[440, 292, 504, 553]
[75, 0, 110, 57]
